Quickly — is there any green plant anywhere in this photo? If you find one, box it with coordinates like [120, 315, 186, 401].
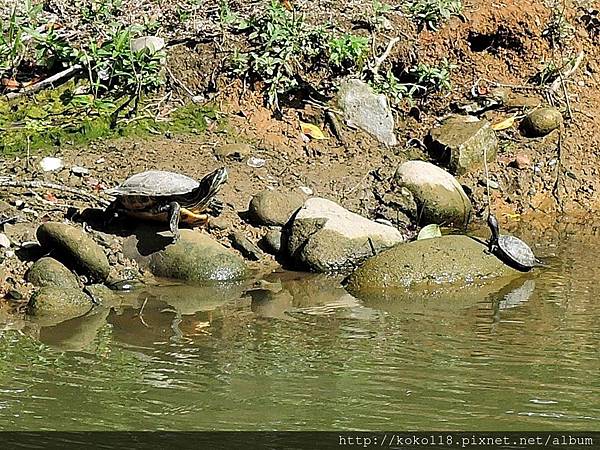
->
[229, 0, 328, 107]
[406, 0, 463, 30]
[410, 59, 456, 92]
[329, 33, 369, 71]
[543, 3, 575, 47]
[0, 2, 43, 79]
[81, 26, 165, 112]
[370, 69, 412, 105]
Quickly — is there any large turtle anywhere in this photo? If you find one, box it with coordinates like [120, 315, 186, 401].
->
[105, 167, 227, 240]
[487, 213, 544, 271]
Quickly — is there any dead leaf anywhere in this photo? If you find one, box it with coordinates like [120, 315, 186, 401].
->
[300, 122, 327, 140]
[492, 116, 516, 131]
[43, 192, 59, 203]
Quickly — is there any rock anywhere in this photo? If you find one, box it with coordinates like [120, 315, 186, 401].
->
[83, 284, 121, 307]
[513, 153, 532, 169]
[27, 287, 93, 324]
[230, 231, 263, 261]
[214, 143, 252, 161]
[394, 160, 472, 227]
[40, 157, 63, 172]
[0, 233, 10, 248]
[284, 198, 407, 272]
[261, 228, 283, 255]
[26, 257, 80, 289]
[337, 79, 397, 146]
[521, 107, 562, 137]
[208, 216, 230, 231]
[36, 222, 111, 282]
[130, 36, 165, 54]
[71, 166, 90, 177]
[427, 116, 498, 175]
[248, 189, 308, 227]
[345, 235, 522, 297]
[247, 156, 266, 168]
[123, 228, 249, 283]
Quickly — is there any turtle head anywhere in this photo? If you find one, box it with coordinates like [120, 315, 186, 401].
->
[487, 213, 500, 240]
[200, 167, 228, 196]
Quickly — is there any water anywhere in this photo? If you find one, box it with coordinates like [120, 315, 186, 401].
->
[0, 224, 599, 431]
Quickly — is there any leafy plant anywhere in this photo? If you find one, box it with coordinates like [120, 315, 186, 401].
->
[329, 33, 369, 71]
[543, 3, 575, 47]
[409, 58, 456, 92]
[81, 26, 165, 108]
[406, 0, 463, 30]
[370, 69, 411, 105]
[228, 0, 328, 107]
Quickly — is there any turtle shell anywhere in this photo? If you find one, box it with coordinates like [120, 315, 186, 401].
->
[497, 235, 537, 268]
[105, 170, 199, 197]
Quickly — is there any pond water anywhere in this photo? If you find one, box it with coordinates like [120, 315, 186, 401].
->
[0, 223, 598, 431]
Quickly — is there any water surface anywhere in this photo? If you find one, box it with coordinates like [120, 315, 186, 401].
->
[0, 224, 598, 431]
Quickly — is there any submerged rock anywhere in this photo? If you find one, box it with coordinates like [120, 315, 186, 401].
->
[124, 227, 249, 282]
[394, 160, 472, 227]
[337, 79, 397, 146]
[428, 116, 498, 175]
[248, 189, 308, 227]
[36, 223, 110, 282]
[26, 257, 80, 289]
[284, 197, 407, 272]
[27, 287, 94, 326]
[345, 235, 521, 297]
[521, 107, 562, 137]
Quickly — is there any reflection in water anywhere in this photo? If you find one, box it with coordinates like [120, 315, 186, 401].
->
[0, 229, 599, 431]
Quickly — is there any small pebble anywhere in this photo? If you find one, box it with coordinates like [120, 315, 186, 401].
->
[0, 233, 10, 248]
[14, 200, 24, 208]
[96, 158, 106, 164]
[6, 290, 23, 301]
[5, 250, 14, 258]
[71, 166, 90, 177]
[247, 156, 266, 168]
[299, 186, 313, 196]
[513, 154, 532, 169]
[40, 157, 64, 172]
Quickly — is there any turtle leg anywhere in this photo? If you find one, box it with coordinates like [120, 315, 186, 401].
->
[207, 198, 225, 216]
[103, 201, 120, 229]
[166, 201, 181, 241]
[180, 207, 209, 225]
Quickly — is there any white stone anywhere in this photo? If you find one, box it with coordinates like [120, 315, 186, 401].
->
[0, 233, 10, 248]
[40, 157, 63, 172]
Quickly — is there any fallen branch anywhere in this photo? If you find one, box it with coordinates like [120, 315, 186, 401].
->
[370, 36, 401, 78]
[5, 64, 82, 100]
[0, 179, 112, 207]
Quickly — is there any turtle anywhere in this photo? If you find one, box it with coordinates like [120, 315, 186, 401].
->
[487, 213, 544, 271]
[105, 167, 228, 240]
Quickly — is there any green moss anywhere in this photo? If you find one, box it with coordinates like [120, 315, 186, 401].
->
[0, 85, 222, 156]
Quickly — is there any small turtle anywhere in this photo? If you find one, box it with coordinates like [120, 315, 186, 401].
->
[105, 167, 227, 240]
[487, 213, 544, 271]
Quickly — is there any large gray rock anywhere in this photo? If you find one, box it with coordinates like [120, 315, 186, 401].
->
[345, 235, 522, 298]
[337, 79, 397, 146]
[123, 228, 249, 283]
[284, 198, 407, 272]
[27, 287, 94, 326]
[26, 257, 80, 289]
[394, 160, 472, 227]
[248, 189, 308, 226]
[428, 116, 498, 175]
[36, 223, 111, 282]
